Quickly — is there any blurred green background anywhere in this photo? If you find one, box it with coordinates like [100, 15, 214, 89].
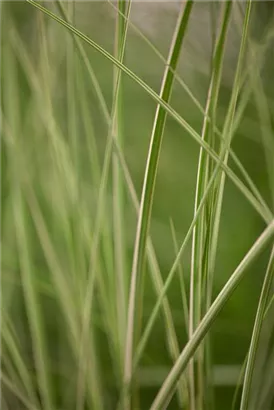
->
[1, 1, 274, 409]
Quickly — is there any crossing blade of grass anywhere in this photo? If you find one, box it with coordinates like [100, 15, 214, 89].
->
[26, 0, 272, 225]
[150, 220, 274, 410]
[189, 4, 232, 409]
[240, 245, 274, 410]
[123, 3, 193, 407]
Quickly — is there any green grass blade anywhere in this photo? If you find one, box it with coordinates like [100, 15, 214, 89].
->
[112, 0, 131, 381]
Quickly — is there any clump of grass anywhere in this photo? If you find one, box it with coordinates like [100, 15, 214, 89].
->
[1, 1, 274, 410]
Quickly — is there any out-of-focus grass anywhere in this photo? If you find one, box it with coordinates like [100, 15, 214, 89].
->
[1, 2, 274, 410]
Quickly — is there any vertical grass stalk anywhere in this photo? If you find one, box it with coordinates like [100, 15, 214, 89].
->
[112, 0, 130, 383]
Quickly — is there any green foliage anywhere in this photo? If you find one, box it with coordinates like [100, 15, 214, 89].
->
[1, 1, 274, 409]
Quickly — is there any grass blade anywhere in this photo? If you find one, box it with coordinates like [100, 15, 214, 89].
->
[112, 0, 131, 381]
